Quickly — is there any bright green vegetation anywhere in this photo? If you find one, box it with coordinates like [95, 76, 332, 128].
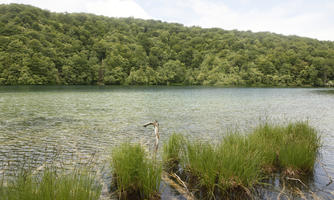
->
[182, 135, 264, 199]
[0, 167, 102, 200]
[249, 122, 320, 174]
[163, 122, 320, 199]
[111, 143, 162, 200]
[1, 4, 334, 86]
[162, 133, 185, 172]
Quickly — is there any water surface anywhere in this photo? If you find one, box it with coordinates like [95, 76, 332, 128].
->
[0, 86, 333, 199]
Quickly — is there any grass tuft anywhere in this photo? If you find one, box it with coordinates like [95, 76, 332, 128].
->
[185, 141, 218, 198]
[249, 121, 320, 175]
[0, 167, 101, 200]
[163, 121, 320, 199]
[218, 134, 264, 189]
[111, 142, 162, 200]
[162, 133, 186, 172]
[182, 134, 263, 199]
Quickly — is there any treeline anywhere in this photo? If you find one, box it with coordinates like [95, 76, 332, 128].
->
[0, 4, 334, 86]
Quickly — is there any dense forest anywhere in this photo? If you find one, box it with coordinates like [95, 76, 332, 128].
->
[0, 4, 334, 86]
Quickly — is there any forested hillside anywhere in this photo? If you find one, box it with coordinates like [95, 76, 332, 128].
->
[1, 4, 334, 86]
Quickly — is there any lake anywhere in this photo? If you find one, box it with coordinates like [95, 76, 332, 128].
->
[0, 86, 333, 199]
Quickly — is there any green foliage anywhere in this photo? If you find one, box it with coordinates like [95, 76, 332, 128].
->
[163, 122, 320, 199]
[182, 136, 263, 199]
[0, 167, 102, 200]
[1, 4, 334, 86]
[185, 142, 219, 198]
[111, 143, 162, 200]
[249, 121, 320, 173]
[217, 134, 263, 189]
[162, 133, 185, 172]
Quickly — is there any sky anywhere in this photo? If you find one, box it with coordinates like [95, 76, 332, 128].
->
[2, 0, 334, 41]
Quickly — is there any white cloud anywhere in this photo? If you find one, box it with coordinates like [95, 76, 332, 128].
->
[2, 0, 334, 41]
[85, 0, 150, 19]
[2, 0, 151, 19]
[185, 0, 334, 41]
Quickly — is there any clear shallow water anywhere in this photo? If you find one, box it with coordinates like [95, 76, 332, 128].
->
[0, 86, 333, 199]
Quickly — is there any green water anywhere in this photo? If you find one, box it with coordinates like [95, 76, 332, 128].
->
[0, 86, 334, 199]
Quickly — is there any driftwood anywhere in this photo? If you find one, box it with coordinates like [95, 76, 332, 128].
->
[143, 121, 195, 199]
[143, 120, 160, 154]
[162, 172, 196, 200]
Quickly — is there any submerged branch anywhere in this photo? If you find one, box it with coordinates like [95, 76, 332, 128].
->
[162, 171, 196, 200]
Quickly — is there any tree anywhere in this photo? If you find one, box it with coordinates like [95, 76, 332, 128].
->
[0, 4, 334, 87]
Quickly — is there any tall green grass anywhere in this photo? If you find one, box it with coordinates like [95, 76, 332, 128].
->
[182, 135, 263, 199]
[185, 142, 218, 198]
[111, 142, 162, 200]
[162, 133, 185, 172]
[249, 121, 320, 174]
[163, 121, 320, 199]
[218, 134, 264, 189]
[0, 167, 101, 200]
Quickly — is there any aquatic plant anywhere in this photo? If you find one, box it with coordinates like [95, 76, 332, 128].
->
[162, 133, 186, 172]
[217, 134, 264, 190]
[163, 121, 320, 199]
[0, 167, 101, 200]
[111, 142, 162, 200]
[185, 141, 218, 199]
[181, 135, 263, 199]
[249, 121, 320, 175]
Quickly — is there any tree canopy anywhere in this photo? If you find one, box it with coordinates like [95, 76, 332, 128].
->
[1, 4, 334, 86]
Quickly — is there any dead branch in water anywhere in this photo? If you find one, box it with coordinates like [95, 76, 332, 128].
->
[285, 177, 308, 188]
[170, 172, 192, 196]
[277, 181, 286, 200]
[143, 120, 160, 154]
[295, 187, 307, 200]
[162, 171, 196, 200]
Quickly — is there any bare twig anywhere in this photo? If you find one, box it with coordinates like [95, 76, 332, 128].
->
[143, 120, 160, 154]
[285, 177, 308, 188]
[170, 172, 191, 194]
[277, 181, 286, 200]
[162, 171, 195, 200]
[240, 185, 252, 199]
[295, 187, 307, 200]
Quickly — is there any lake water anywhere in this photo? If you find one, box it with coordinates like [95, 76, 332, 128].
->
[0, 86, 333, 199]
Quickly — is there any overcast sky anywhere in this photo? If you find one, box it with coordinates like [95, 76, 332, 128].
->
[2, 0, 334, 41]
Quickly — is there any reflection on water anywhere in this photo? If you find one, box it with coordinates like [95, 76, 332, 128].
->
[0, 86, 334, 199]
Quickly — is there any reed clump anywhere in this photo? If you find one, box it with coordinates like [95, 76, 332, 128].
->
[0, 167, 102, 200]
[249, 121, 320, 176]
[163, 121, 320, 199]
[111, 142, 162, 200]
[182, 134, 264, 199]
[162, 133, 185, 172]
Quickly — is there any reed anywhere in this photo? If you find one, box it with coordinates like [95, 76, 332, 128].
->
[185, 141, 218, 198]
[217, 134, 264, 190]
[163, 121, 320, 199]
[162, 133, 186, 172]
[182, 135, 263, 199]
[0, 167, 101, 200]
[111, 142, 162, 200]
[249, 121, 320, 175]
